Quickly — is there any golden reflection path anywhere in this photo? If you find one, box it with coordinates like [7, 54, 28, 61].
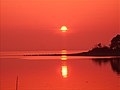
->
[61, 65, 68, 78]
[61, 50, 68, 78]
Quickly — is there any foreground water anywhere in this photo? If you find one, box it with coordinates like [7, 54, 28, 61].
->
[0, 52, 120, 90]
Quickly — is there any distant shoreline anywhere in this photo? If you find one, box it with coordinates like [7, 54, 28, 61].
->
[24, 52, 120, 56]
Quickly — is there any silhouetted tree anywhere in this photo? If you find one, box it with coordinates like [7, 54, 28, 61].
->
[97, 43, 102, 48]
[110, 34, 120, 50]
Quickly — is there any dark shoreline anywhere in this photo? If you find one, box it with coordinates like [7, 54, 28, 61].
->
[24, 52, 120, 56]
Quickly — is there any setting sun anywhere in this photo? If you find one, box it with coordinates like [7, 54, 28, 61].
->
[60, 26, 68, 32]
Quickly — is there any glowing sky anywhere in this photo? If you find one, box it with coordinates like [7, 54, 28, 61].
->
[1, 0, 119, 51]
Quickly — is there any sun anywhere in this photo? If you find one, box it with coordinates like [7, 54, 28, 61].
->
[60, 26, 68, 32]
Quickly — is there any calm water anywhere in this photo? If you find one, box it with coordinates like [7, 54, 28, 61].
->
[0, 53, 120, 90]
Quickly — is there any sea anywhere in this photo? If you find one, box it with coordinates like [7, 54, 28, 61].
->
[0, 50, 120, 90]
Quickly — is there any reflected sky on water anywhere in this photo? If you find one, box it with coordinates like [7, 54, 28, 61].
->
[0, 53, 120, 90]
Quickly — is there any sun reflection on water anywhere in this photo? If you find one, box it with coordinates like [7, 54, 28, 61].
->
[61, 49, 67, 60]
[61, 55, 67, 60]
[61, 65, 68, 78]
[61, 49, 67, 54]
[61, 50, 68, 78]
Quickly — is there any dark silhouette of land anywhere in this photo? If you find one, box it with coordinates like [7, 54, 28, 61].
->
[79, 34, 120, 56]
[24, 34, 120, 56]
[92, 58, 120, 74]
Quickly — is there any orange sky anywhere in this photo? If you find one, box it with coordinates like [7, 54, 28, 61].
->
[1, 0, 120, 51]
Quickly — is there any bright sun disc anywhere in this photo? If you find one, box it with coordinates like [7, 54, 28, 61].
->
[60, 26, 68, 32]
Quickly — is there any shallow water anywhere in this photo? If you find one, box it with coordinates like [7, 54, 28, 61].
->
[0, 54, 120, 90]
